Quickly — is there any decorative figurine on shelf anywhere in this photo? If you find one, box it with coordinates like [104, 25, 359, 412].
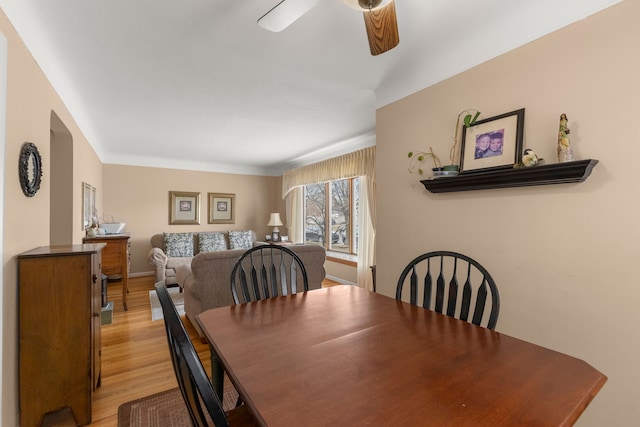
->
[522, 149, 541, 167]
[86, 225, 98, 237]
[514, 148, 543, 168]
[557, 113, 574, 163]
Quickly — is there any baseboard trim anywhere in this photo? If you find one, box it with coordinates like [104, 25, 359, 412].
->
[129, 271, 155, 278]
[325, 275, 357, 286]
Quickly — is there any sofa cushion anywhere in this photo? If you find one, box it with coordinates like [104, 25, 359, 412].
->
[164, 232, 194, 257]
[198, 233, 228, 253]
[166, 256, 192, 270]
[228, 230, 253, 250]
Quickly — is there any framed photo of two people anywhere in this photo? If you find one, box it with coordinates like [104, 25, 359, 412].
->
[460, 108, 525, 173]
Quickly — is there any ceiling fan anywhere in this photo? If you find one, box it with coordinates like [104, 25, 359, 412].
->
[258, 0, 399, 56]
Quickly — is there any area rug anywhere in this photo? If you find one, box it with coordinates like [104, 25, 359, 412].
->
[149, 287, 185, 321]
[118, 378, 239, 427]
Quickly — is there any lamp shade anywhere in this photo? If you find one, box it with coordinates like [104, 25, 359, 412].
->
[267, 213, 284, 227]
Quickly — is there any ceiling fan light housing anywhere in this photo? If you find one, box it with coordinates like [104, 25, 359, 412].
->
[341, 0, 392, 12]
[258, 0, 321, 32]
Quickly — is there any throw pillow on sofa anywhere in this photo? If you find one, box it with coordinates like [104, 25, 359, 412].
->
[198, 233, 227, 253]
[164, 232, 194, 257]
[229, 230, 253, 249]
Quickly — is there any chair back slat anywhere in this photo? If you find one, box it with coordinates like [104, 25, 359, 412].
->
[289, 262, 298, 294]
[434, 257, 446, 314]
[259, 262, 269, 298]
[446, 258, 459, 317]
[422, 260, 432, 309]
[279, 261, 288, 295]
[237, 269, 249, 302]
[270, 261, 279, 297]
[409, 266, 418, 306]
[473, 279, 490, 327]
[396, 251, 500, 329]
[250, 263, 260, 299]
[231, 244, 309, 304]
[459, 264, 473, 322]
[155, 282, 229, 427]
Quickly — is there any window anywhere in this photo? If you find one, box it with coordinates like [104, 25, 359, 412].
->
[304, 178, 359, 255]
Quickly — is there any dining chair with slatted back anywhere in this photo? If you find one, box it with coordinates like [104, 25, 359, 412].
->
[396, 251, 500, 329]
[230, 244, 309, 304]
[155, 282, 258, 426]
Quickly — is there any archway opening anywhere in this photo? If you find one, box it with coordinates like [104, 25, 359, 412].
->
[50, 111, 73, 245]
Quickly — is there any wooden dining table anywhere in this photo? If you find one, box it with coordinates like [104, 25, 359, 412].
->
[197, 285, 606, 426]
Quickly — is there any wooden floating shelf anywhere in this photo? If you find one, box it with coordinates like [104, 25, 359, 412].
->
[420, 159, 599, 193]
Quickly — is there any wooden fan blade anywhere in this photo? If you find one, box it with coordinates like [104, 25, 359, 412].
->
[363, 1, 399, 56]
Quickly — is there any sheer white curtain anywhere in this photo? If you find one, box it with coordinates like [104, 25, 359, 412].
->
[357, 178, 376, 291]
[282, 147, 376, 289]
[284, 187, 304, 243]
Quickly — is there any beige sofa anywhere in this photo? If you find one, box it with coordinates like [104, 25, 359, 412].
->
[147, 231, 259, 287]
[184, 244, 326, 337]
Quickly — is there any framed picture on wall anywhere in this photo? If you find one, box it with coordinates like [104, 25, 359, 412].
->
[169, 191, 200, 225]
[208, 192, 236, 224]
[82, 182, 96, 230]
[460, 108, 525, 173]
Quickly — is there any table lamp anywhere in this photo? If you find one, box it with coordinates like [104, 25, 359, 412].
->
[267, 213, 284, 242]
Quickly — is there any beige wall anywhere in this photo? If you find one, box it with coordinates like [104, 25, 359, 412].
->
[376, 2, 638, 425]
[0, 8, 102, 426]
[325, 259, 357, 284]
[102, 164, 284, 274]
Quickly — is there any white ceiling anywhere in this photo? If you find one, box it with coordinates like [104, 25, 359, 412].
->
[0, 0, 621, 175]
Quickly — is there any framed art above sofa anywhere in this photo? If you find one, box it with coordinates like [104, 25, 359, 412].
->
[169, 191, 200, 225]
[208, 192, 235, 224]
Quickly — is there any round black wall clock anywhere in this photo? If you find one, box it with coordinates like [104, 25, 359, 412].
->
[19, 142, 42, 197]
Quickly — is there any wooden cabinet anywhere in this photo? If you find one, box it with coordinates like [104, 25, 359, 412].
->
[83, 234, 130, 310]
[18, 244, 104, 427]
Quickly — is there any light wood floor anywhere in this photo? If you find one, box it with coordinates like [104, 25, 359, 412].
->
[89, 275, 340, 426]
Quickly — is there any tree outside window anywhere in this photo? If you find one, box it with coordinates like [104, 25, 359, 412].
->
[304, 178, 358, 255]
[304, 183, 326, 245]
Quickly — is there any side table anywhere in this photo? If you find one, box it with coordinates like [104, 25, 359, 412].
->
[83, 234, 130, 310]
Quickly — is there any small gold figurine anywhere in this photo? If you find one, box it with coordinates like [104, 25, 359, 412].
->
[557, 113, 574, 163]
